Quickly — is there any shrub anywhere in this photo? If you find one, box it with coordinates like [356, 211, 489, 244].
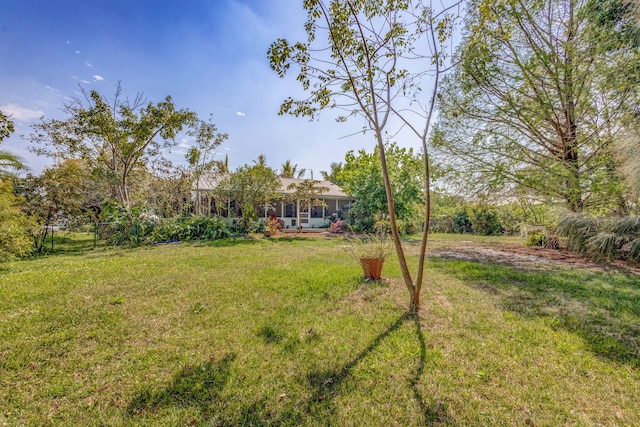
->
[525, 230, 547, 247]
[470, 206, 504, 236]
[452, 209, 472, 234]
[328, 220, 346, 233]
[266, 214, 284, 235]
[556, 213, 640, 265]
[0, 181, 33, 261]
[626, 238, 640, 265]
[586, 232, 620, 262]
[545, 235, 560, 249]
[430, 215, 454, 233]
[150, 216, 230, 242]
[555, 213, 600, 255]
[98, 208, 231, 246]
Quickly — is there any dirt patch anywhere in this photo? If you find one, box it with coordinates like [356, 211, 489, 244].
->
[428, 241, 640, 275]
[276, 231, 640, 274]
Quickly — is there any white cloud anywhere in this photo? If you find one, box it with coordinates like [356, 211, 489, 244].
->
[0, 103, 45, 122]
[80, 80, 91, 84]
[93, 75, 104, 81]
[236, 111, 246, 117]
[75, 50, 81, 54]
[85, 62, 93, 68]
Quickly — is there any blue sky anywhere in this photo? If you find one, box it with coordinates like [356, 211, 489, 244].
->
[0, 0, 374, 177]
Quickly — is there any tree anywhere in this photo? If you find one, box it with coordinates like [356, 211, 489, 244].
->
[0, 151, 23, 180]
[217, 163, 280, 232]
[340, 142, 424, 233]
[1, 110, 23, 178]
[125, 158, 192, 218]
[0, 180, 33, 261]
[31, 83, 196, 208]
[186, 115, 228, 215]
[320, 162, 344, 186]
[280, 159, 306, 179]
[19, 159, 107, 252]
[214, 154, 230, 174]
[1, 110, 15, 141]
[253, 154, 268, 167]
[0, 110, 31, 260]
[285, 179, 329, 228]
[268, 0, 462, 310]
[433, 0, 640, 213]
[590, 0, 640, 209]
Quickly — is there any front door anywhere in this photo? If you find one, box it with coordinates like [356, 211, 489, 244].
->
[300, 206, 310, 227]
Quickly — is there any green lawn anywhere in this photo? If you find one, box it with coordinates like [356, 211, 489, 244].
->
[1, 236, 639, 426]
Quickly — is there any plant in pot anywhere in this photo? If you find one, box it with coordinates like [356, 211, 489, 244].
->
[344, 232, 391, 280]
[265, 214, 284, 237]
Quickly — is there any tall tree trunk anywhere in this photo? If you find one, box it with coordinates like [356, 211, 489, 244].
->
[376, 132, 416, 309]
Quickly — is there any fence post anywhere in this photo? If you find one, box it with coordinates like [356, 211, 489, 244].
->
[94, 222, 98, 248]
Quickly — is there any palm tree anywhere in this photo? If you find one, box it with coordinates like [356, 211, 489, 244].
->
[253, 154, 268, 167]
[0, 151, 23, 179]
[0, 111, 23, 178]
[280, 159, 306, 179]
[320, 162, 343, 185]
[214, 154, 230, 174]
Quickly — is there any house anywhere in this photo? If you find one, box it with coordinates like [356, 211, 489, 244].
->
[191, 173, 352, 228]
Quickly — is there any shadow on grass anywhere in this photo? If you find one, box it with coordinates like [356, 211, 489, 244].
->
[271, 236, 326, 243]
[126, 353, 236, 418]
[300, 312, 451, 425]
[409, 312, 451, 425]
[204, 237, 263, 248]
[124, 313, 451, 424]
[432, 258, 640, 368]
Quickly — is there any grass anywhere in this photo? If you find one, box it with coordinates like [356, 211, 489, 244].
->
[1, 235, 639, 425]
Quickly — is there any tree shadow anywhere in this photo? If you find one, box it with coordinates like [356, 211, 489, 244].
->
[300, 311, 452, 425]
[204, 237, 262, 248]
[126, 353, 236, 418]
[433, 258, 640, 368]
[409, 312, 452, 425]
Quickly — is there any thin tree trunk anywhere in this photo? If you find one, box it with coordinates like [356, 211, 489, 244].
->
[376, 132, 416, 307]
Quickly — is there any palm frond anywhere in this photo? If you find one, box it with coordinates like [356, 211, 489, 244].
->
[586, 232, 621, 263]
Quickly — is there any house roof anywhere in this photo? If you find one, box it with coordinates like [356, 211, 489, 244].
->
[192, 173, 350, 199]
[277, 177, 349, 198]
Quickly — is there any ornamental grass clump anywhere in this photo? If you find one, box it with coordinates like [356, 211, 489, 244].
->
[556, 213, 640, 265]
[555, 213, 600, 255]
[343, 232, 392, 262]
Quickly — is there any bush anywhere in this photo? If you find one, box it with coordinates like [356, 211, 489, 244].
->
[555, 213, 600, 255]
[452, 209, 472, 234]
[471, 206, 504, 236]
[430, 215, 454, 233]
[151, 216, 230, 242]
[97, 204, 231, 245]
[556, 213, 640, 265]
[328, 220, 346, 233]
[0, 181, 33, 261]
[525, 230, 547, 247]
[266, 215, 284, 235]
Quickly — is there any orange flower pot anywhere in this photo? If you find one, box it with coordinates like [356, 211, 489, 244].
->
[359, 257, 384, 280]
